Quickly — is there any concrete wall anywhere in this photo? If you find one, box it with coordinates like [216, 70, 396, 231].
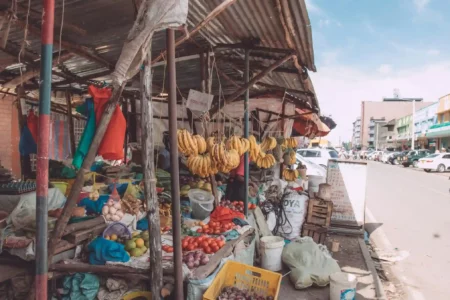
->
[0, 95, 20, 177]
[360, 101, 434, 148]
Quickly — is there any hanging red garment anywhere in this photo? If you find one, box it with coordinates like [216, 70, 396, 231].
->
[27, 110, 39, 142]
[89, 85, 126, 160]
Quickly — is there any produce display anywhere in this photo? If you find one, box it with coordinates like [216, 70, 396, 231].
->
[183, 251, 210, 269]
[102, 198, 124, 221]
[211, 144, 241, 173]
[196, 220, 236, 234]
[283, 137, 298, 149]
[255, 153, 276, 169]
[121, 231, 150, 257]
[283, 149, 297, 166]
[219, 200, 256, 212]
[122, 194, 143, 216]
[181, 235, 226, 254]
[282, 169, 299, 181]
[217, 286, 275, 300]
[226, 136, 250, 156]
[260, 137, 277, 151]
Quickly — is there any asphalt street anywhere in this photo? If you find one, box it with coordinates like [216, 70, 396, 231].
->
[366, 162, 450, 299]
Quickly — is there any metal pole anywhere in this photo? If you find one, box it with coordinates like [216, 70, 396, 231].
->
[412, 100, 416, 150]
[167, 28, 183, 300]
[375, 123, 378, 151]
[243, 49, 250, 217]
[36, 0, 55, 298]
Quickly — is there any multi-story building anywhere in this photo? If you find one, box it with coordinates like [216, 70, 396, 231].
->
[396, 114, 413, 149]
[368, 118, 385, 149]
[352, 117, 361, 148]
[426, 95, 450, 149]
[359, 97, 433, 149]
[414, 103, 438, 150]
[381, 119, 397, 149]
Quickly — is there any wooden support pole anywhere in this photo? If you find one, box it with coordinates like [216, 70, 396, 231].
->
[129, 97, 138, 142]
[65, 90, 76, 156]
[151, 0, 238, 65]
[209, 54, 294, 117]
[141, 51, 163, 297]
[243, 49, 250, 217]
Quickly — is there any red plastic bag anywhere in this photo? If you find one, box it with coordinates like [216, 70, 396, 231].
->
[89, 86, 126, 160]
[210, 206, 245, 223]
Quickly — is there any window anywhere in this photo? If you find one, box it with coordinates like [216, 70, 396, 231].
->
[304, 150, 320, 157]
[328, 151, 338, 158]
[443, 154, 450, 159]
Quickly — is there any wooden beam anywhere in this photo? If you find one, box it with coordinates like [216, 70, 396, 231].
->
[65, 90, 76, 156]
[222, 57, 299, 74]
[214, 43, 296, 55]
[151, 0, 238, 65]
[256, 82, 314, 96]
[62, 216, 105, 236]
[0, 11, 12, 49]
[14, 18, 114, 69]
[209, 54, 294, 117]
[62, 223, 107, 244]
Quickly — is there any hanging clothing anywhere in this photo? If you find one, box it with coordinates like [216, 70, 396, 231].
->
[49, 119, 72, 160]
[19, 111, 39, 156]
[72, 98, 96, 169]
[89, 86, 126, 161]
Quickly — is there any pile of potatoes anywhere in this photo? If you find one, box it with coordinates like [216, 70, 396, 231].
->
[102, 198, 124, 221]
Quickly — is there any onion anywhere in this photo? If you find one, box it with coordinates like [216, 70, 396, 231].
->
[116, 210, 124, 218]
[102, 206, 109, 215]
[113, 202, 121, 210]
[186, 261, 194, 269]
[109, 207, 117, 215]
[193, 260, 200, 267]
[201, 256, 209, 265]
[105, 214, 112, 221]
[107, 199, 114, 206]
[187, 255, 194, 263]
[111, 215, 121, 221]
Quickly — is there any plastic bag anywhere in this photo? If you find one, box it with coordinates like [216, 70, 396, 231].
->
[187, 260, 225, 300]
[278, 191, 308, 239]
[61, 273, 100, 300]
[282, 237, 340, 289]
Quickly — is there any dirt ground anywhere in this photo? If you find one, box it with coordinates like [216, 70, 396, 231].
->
[278, 235, 378, 300]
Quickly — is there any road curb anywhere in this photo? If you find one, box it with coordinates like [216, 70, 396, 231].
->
[358, 237, 387, 300]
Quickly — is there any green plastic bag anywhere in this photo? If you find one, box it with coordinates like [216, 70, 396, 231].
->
[61, 273, 99, 300]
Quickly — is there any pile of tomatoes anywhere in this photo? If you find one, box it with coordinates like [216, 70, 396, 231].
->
[196, 221, 235, 235]
[219, 200, 257, 211]
[162, 245, 174, 253]
[182, 235, 226, 254]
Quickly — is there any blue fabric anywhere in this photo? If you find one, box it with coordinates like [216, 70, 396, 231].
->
[79, 195, 109, 214]
[137, 217, 149, 231]
[223, 229, 240, 241]
[62, 273, 99, 300]
[19, 125, 37, 155]
[88, 237, 130, 265]
[108, 183, 128, 196]
[232, 218, 249, 226]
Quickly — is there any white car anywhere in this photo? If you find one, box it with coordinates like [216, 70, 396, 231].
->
[293, 153, 327, 177]
[381, 151, 393, 163]
[297, 148, 339, 168]
[417, 153, 450, 173]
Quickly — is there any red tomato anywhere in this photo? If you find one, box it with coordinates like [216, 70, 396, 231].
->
[214, 229, 221, 235]
[218, 240, 225, 248]
[193, 242, 198, 248]
[196, 228, 203, 233]
[211, 245, 219, 252]
[208, 239, 215, 245]
[182, 241, 188, 249]
[187, 244, 195, 251]
[167, 247, 174, 253]
[201, 241, 209, 248]
[239, 201, 244, 206]
[204, 246, 212, 254]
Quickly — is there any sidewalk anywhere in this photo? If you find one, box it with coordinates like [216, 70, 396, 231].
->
[278, 234, 383, 299]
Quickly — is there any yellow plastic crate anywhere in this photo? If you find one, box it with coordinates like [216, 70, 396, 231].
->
[203, 261, 282, 300]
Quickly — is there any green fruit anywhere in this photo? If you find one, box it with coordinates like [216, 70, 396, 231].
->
[125, 240, 136, 251]
[140, 245, 148, 253]
[145, 241, 149, 248]
[181, 185, 191, 191]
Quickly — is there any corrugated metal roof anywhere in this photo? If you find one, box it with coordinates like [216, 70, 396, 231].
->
[0, 0, 319, 110]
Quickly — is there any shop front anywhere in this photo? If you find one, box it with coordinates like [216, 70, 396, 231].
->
[425, 122, 450, 150]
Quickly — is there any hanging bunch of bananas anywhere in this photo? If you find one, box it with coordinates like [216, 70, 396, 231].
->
[193, 135, 207, 154]
[187, 154, 212, 178]
[211, 143, 241, 173]
[226, 135, 249, 156]
[248, 135, 262, 161]
[283, 149, 297, 165]
[177, 129, 198, 156]
[283, 169, 299, 181]
[206, 137, 216, 152]
[260, 137, 277, 151]
[256, 153, 276, 169]
[283, 137, 298, 149]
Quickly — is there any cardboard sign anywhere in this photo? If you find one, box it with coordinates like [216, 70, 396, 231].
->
[326, 160, 367, 234]
[186, 89, 214, 112]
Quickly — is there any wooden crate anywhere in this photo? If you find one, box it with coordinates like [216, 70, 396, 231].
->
[306, 198, 333, 227]
[301, 223, 328, 244]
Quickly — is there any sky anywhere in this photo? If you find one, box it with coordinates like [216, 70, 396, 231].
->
[306, 0, 450, 145]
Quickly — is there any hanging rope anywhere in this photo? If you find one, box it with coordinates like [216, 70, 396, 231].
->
[57, 0, 66, 64]
[17, 0, 31, 86]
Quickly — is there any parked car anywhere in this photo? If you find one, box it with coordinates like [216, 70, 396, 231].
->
[368, 151, 382, 161]
[294, 153, 327, 177]
[401, 150, 431, 167]
[389, 151, 409, 165]
[297, 148, 339, 168]
[417, 153, 450, 172]
[381, 151, 392, 163]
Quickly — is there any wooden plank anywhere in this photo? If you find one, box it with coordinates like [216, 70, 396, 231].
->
[66, 90, 76, 156]
[62, 223, 107, 244]
[252, 207, 273, 237]
[62, 216, 105, 236]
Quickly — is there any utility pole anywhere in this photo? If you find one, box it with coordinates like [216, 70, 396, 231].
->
[375, 123, 378, 151]
[411, 100, 416, 150]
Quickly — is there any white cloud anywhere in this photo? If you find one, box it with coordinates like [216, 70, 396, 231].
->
[377, 64, 392, 74]
[427, 49, 440, 56]
[321, 50, 340, 65]
[305, 0, 322, 15]
[319, 19, 330, 28]
[414, 0, 431, 12]
[311, 61, 450, 145]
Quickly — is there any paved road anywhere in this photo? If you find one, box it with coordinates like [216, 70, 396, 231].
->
[366, 162, 450, 299]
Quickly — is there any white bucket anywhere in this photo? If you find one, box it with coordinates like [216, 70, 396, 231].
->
[260, 236, 285, 271]
[308, 175, 326, 194]
[330, 272, 357, 300]
[188, 189, 214, 220]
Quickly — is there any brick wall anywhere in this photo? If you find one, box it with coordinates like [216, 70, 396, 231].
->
[0, 95, 14, 172]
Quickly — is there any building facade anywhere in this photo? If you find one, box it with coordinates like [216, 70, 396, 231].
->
[414, 103, 438, 150]
[352, 117, 361, 148]
[359, 98, 433, 149]
[426, 95, 450, 149]
[368, 118, 385, 149]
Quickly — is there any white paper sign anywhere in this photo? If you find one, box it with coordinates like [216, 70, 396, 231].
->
[186, 89, 214, 112]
